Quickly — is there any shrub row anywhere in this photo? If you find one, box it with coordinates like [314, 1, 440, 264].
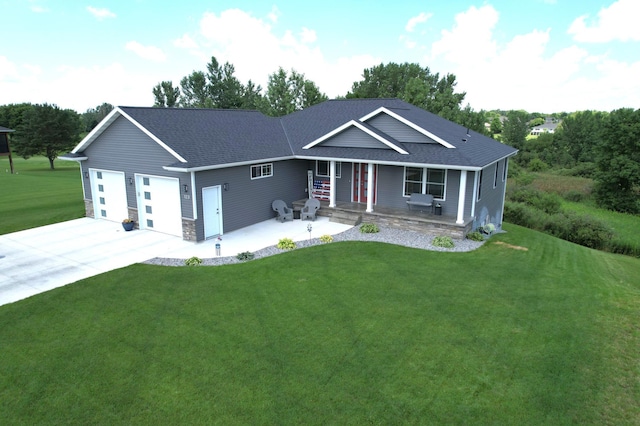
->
[504, 201, 614, 250]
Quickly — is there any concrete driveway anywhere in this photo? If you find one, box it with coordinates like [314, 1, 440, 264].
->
[0, 216, 353, 307]
[0, 218, 194, 307]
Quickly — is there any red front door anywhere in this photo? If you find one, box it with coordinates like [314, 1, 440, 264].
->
[353, 163, 377, 204]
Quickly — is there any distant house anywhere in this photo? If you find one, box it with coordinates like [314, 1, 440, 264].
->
[61, 99, 518, 242]
[530, 117, 560, 135]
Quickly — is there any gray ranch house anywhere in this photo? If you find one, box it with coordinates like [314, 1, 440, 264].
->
[61, 99, 517, 241]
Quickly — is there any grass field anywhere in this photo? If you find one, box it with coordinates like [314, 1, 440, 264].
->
[0, 156, 84, 234]
[1, 225, 639, 424]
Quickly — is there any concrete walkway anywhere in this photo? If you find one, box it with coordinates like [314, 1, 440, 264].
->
[0, 217, 352, 307]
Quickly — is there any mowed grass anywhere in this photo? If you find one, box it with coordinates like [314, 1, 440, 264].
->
[1, 225, 639, 424]
[0, 156, 84, 234]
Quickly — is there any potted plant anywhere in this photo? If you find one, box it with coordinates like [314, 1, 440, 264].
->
[122, 218, 135, 231]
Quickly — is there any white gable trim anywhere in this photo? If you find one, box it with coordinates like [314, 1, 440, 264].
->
[360, 107, 456, 149]
[302, 120, 408, 154]
[71, 107, 187, 163]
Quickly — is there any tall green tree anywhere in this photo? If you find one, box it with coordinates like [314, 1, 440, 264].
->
[502, 110, 530, 151]
[241, 80, 264, 110]
[347, 62, 466, 120]
[81, 103, 114, 131]
[262, 68, 327, 117]
[207, 59, 245, 109]
[553, 110, 606, 165]
[12, 104, 81, 169]
[153, 81, 181, 107]
[593, 108, 640, 213]
[179, 71, 210, 108]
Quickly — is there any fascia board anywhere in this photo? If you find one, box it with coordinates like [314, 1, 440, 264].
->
[163, 155, 296, 173]
[293, 155, 481, 171]
[360, 107, 456, 149]
[303, 120, 408, 154]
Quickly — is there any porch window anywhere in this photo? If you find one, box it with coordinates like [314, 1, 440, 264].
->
[316, 160, 341, 178]
[404, 167, 446, 199]
[250, 163, 273, 179]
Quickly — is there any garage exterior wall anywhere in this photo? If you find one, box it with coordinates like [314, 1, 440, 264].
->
[194, 159, 308, 241]
[79, 116, 192, 218]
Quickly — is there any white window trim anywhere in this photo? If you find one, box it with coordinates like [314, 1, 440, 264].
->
[403, 166, 447, 201]
[250, 163, 273, 180]
[493, 162, 499, 189]
[477, 170, 483, 201]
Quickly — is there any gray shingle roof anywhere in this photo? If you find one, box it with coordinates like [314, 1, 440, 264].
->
[79, 99, 517, 170]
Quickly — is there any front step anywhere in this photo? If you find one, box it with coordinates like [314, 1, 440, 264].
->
[329, 210, 362, 226]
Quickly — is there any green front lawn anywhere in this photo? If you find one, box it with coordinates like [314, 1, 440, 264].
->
[0, 156, 84, 234]
[1, 224, 639, 424]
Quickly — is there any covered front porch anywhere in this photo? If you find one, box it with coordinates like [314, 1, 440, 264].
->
[294, 200, 474, 239]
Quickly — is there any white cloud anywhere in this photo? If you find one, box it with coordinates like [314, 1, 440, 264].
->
[30, 5, 48, 13]
[300, 27, 317, 44]
[195, 8, 377, 97]
[426, 4, 640, 112]
[174, 34, 199, 49]
[267, 5, 280, 23]
[125, 41, 167, 62]
[87, 6, 116, 20]
[405, 12, 432, 33]
[568, 0, 640, 42]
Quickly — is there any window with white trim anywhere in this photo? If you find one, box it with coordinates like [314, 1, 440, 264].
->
[250, 163, 273, 179]
[403, 167, 446, 199]
[493, 162, 499, 188]
[316, 160, 341, 178]
[502, 159, 507, 182]
[477, 170, 483, 201]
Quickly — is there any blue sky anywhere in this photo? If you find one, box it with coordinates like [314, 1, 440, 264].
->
[1, 0, 638, 113]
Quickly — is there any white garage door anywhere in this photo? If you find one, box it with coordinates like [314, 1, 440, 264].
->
[136, 175, 182, 237]
[91, 170, 128, 223]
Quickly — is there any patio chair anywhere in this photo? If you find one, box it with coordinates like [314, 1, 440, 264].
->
[272, 199, 293, 222]
[301, 198, 321, 221]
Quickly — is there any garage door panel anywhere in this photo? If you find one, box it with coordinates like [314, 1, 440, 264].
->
[91, 170, 128, 223]
[136, 175, 182, 237]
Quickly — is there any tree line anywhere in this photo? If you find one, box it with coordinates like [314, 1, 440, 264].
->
[498, 109, 640, 214]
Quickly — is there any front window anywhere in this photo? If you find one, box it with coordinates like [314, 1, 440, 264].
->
[251, 163, 273, 179]
[316, 160, 341, 178]
[404, 167, 446, 199]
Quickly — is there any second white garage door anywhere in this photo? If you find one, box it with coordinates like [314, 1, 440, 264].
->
[136, 175, 183, 237]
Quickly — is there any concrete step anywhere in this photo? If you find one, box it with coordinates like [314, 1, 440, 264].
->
[329, 211, 362, 226]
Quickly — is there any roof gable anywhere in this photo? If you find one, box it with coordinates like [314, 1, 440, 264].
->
[302, 120, 408, 154]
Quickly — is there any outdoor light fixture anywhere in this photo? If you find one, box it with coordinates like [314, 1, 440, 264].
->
[183, 184, 188, 193]
[129, 177, 134, 185]
[223, 183, 229, 191]
[84, 171, 89, 178]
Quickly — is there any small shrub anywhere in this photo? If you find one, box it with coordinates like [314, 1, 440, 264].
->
[528, 158, 549, 172]
[467, 231, 484, 242]
[319, 234, 333, 243]
[184, 256, 203, 266]
[509, 188, 562, 214]
[432, 235, 455, 248]
[359, 223, 380, 233]
[277, 238, 296, 250]
[236, 251, 255, 261]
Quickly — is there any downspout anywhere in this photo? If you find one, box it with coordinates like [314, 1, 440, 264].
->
[191, 171, 197, 220]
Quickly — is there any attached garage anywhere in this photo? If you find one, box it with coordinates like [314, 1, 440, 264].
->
[90, 169, 128, 223]
[135, 175, 183, 237]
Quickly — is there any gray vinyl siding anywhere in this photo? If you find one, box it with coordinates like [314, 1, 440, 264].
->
[195, 159, 308, 240]
[376, 165, 405, 208]
[321, 126, 392, 149]
[473, 161, 506, 229]
[367, 114, 436, 143]
[80, 116, 193, 218]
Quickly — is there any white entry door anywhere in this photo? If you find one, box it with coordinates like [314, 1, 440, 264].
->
[203, 186, 222, 239]
[91, 169, 128, 222]
[136, 175, 183, 237]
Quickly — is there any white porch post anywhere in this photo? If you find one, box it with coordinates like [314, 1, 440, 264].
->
[366, 163, 374, 213]
[329, 160, 336, 208]
[456, 170, 467, 224]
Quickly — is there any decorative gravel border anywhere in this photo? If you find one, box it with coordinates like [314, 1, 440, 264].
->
[144, 225, 486, 267]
